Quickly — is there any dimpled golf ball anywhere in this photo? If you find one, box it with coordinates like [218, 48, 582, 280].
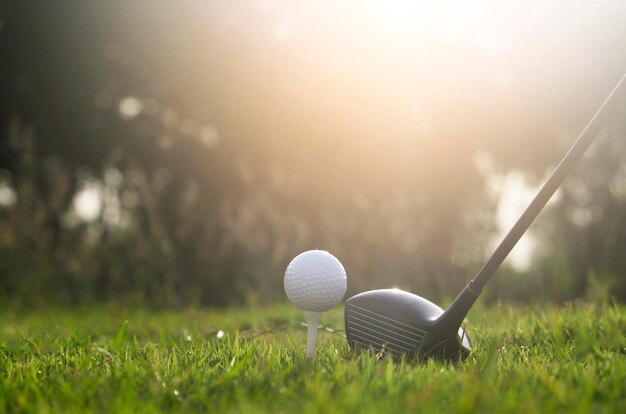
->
[284, 250, 347, 312]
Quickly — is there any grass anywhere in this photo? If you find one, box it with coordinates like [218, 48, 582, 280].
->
[1, 300, 625, 413]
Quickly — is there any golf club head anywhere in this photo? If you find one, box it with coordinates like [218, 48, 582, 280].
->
[345, 289, 471, 361]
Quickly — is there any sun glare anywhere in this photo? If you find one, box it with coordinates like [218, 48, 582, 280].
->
[73, 183, 102, 222]
[363, 0, 521, 52]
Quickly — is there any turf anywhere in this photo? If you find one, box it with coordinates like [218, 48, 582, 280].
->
[1, 301, 625, 413]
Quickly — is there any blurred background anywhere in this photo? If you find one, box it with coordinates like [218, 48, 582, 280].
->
[1, 0, 626, 308]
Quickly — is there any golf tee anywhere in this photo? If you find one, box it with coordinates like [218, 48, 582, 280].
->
[304, 311, 321, 358]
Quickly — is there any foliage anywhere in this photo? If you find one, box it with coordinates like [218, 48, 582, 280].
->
[1, 1, 626, 306]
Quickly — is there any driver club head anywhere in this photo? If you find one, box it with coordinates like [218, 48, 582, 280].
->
[345, 289, 471, 361]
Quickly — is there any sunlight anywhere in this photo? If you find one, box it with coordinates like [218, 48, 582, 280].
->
[491, 170, 561, 272]
[73, 183, 102, 222]
[118, 96, 143, 121]
[364, 0, 516, 52]
[365, 0, 426, 34]
[0, 182, 16, 207]
[273, 19, 295, 40]
[493, 171, 539, 272]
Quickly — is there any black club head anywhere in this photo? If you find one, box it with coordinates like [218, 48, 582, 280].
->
[345, 289, 471, 361]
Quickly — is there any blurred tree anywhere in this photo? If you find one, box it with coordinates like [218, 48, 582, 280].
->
[1, 1, 625, 307]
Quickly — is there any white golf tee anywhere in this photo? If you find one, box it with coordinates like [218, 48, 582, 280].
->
[304, 311, 321, 358]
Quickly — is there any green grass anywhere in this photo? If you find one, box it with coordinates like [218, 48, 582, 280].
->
[1, 301, 625, 413]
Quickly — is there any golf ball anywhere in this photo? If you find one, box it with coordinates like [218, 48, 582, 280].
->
[284, 250, 347, 312]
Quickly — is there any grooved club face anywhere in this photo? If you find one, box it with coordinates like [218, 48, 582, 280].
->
[344, 289, 471, 361]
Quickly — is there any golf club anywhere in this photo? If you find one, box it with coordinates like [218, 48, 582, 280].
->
[345, 73, 626, 361]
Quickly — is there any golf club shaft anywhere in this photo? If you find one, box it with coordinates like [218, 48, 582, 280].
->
[472, 73, 626, 291]
[441, 73, 626, 328]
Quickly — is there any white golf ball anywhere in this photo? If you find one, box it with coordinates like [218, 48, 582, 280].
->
[284, 250, 347, 312]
